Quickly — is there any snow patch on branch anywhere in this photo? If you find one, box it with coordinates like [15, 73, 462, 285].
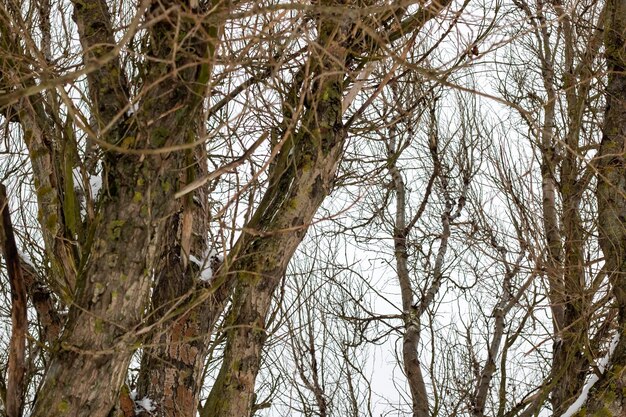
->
[189, 248, 224, 282]
[130, 391, 156, 415]
[18, 250, 36, 270]
[560, 333, 620, 417]
[126, 102, 139, 116]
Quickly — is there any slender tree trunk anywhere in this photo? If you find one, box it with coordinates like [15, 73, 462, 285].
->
[201, 5, 353, 415]
[529, 4, 591, 412]
[0, 14, 78, 297]
[549, 5, 591, 412]
[0, 184, 28, 417]
[388, 131, 429, 417]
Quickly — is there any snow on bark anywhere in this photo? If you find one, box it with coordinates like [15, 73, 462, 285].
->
[189, 248, 223, 282]
[560, 333, 620, 417]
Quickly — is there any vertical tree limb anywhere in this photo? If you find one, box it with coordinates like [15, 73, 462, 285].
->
[387, 126, 430, 417]
[201, 5, 353, 414]
[585, 0, 626, 414]
[0, 183, 27, 417]
[511, 2, 604, 413]
[136, 145, 215, 417]
[0, 9, 77, 296]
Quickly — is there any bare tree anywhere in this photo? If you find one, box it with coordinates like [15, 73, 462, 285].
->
[2, 0, 625, 417]
[499, 1, 614, 414]
[0, 0, 462, 416]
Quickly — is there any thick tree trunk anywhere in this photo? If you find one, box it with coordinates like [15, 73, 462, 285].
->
[586, 0, 626, 414]
[135, 219, 212, 417]
[29, 114, 211, 416]
[133, 2, 226, 413]
[30, 1, 213, 416]
[597, 0, 626, 329]
[135, 148, 222, 417]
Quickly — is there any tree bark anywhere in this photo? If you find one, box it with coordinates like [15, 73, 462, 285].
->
[388, 131, 430, 417]
[549, 4, 591, 412]
[201, 5, 352, 415]
[586, 0, 626, 414]
[135, 148, 221, 417]
[0, 184, 28, 417]
[520, 3, 596, 412]
[0, 15, 78, 297]
[30, 1, 213, 416]
[133, 3, 225, 414]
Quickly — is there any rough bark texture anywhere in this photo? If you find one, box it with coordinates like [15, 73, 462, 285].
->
[585, 0, 626, 414]
[29, 146, 188, 417]
[597, 0, 626, 330]
[135, 148, 216, 417]
[132, 1, 224, 413]
[0, 16, 78, 298]
[135, 221, 211, 417]
[29, 1, 212, 416]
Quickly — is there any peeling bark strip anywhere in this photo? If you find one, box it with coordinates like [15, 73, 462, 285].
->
[585, 0, 626, 414]
[136, 148, 214, 417]
[0, 183, 27, 417]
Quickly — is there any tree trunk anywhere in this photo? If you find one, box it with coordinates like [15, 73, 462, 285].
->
[201, 90, 347, 417]
[529, 4, 591, 413]
[0, 184, 28, 417]
[135, 148, 223, 417]
[0, 19, 78, 298]
[388, 133, 429, 417]
[133, 2, 225, 411]
[201, 5, 352, 415]
[586, 0, 626, 414]
[30, 1, 213, 415]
